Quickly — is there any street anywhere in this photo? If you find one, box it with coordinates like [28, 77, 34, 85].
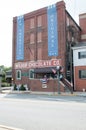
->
[0, 93, 86, 130]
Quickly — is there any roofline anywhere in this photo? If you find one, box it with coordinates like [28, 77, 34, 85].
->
[66, 10, 81, 31]
[72, 46, 86, 50]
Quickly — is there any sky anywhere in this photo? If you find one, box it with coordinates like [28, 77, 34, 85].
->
[0, 0, 86, 67]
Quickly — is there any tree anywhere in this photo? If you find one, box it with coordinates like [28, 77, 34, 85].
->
[0, 65, 12, 85]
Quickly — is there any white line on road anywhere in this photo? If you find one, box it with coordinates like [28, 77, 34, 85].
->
[0, 125, 23, 130]
[0, 93, 7, 98]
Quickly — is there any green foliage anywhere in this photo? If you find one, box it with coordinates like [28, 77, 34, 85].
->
[19, 84, 26, 91]
[14, 84, 17, 90]
[13, 84, 26, 91]
[0, 65, 12, 83]
[3, 66, 12, 72]
[2, 78, 6, 82]
[1, 83, 10, 87]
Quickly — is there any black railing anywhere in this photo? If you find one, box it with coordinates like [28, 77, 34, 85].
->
[61, 78, 73, 94]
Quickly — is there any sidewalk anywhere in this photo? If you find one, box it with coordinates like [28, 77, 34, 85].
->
[1, 88, 86, 97]
[73, 92, 86, 97]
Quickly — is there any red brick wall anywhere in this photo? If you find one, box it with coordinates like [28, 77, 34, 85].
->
[13, 1, 66, 63]
[12, 1, 81, 92]
[74, 66, 86, 91]
[15, 77, 64, 92]
[79, 13, 86, 42]
[79, 14, 86, 34]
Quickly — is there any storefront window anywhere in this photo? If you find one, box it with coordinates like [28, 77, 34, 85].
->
[79, 70, 86, 79]
[29, 69, 34, 79]
[16, 70, 21, 80]
[35, 73, 57, 79]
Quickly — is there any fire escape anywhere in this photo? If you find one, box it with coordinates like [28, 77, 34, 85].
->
[66, 25, 80, 88]
[58, 25, 80, 94]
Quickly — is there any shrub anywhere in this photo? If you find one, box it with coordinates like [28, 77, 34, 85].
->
[14, 84, 17, 90]
[19, 84, 26, 91]
[1, 83, 10, 87]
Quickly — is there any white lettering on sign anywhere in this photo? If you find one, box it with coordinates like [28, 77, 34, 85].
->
[14, 59, 61, 69]
[52, 60, 60, 66]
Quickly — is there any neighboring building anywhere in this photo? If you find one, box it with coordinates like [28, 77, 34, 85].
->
[79, 13, 86, 42]
[5, 70, 12, 83]
[12, 0, 84, 93]
[73, 43, 86, 91]
[72, 13, 86, 91]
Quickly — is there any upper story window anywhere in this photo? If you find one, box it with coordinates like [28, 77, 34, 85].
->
[37, 48, 42, 60]
[30, 33, 34, 44]
[67, 17, 69, 26]
[30, 18, 35, 29]
[37, 32, 42, 43]
[78, 51, 86, 59]
[37, 16, 42, 27]
[16, 70, 21, 80]
[29, 49, 34, 60]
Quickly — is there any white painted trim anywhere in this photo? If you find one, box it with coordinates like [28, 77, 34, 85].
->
[81, 34, 86, 40]
[72, 46, 86, 50]
[79, 14, 86, 19]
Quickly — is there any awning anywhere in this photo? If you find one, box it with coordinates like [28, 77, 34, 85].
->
[34, 67, 57, 73]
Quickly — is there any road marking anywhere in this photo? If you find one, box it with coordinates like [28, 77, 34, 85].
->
[0, 125, 23, 130]
[0, 93, 7, 98]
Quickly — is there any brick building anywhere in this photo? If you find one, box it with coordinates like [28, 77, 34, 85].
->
[72, 13, 86, 91]
[12, 1, 84, 93]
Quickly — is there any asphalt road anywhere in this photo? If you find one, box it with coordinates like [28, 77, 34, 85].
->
[0, 93, 86, 130]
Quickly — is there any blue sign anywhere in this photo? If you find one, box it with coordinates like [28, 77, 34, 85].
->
[47, 4, 58, 56]
[16, 15, 24, 60]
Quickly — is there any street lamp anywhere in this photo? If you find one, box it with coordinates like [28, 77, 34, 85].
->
[11, 78, 14, 86]
[56, 66, 61, 94]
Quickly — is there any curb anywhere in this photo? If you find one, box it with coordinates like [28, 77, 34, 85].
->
[1, 90, 86, 97]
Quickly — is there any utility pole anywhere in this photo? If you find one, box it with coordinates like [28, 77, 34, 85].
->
[0, 70, 2, 93]
[70, 43, 73, 94]
[57, 66, 61, 94]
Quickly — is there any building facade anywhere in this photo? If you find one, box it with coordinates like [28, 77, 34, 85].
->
[12, 1, 83, 93]
[73, 43, 86, 91]
[72, 13, 86, 91]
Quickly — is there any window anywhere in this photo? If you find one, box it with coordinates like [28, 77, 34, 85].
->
[37, 48, 42, 60]
[79, 70, 86, 79]
[30, 49, 34, 60]
[37, 16, 42, 27]
[78, 51, 86, 59]
[29, 69, 34, 79]
[35, 72, 57, 79]
[37, 32, 42, 42]
[67, 17, 69, 26]
[16, 70, 21, 80]
[30, 33, 34, 44]
[30, 18, 34, 29]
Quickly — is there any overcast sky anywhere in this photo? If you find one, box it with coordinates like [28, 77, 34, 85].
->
[0, 0, 86, 67]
